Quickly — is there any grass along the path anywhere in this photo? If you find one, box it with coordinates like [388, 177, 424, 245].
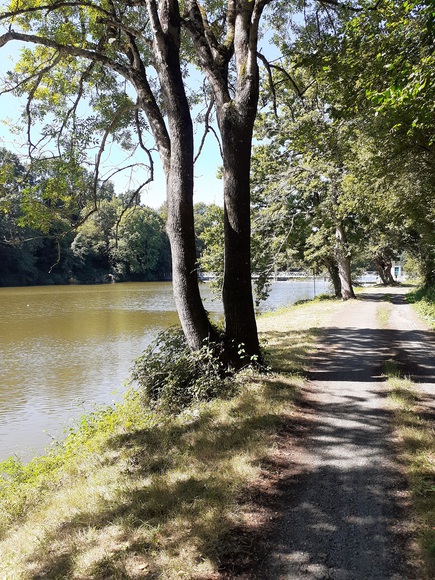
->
[0, 296, 340, 579]
[377, 292, 435, 578]
[385, 362, 435, 578]
[406, 286, 435, 328]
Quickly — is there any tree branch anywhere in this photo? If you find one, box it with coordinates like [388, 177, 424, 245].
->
[194, 93, 216, 163]
[182, 1, 231, 107]
[257, 52, 278, 117]
[24, 51, 63, 156]
[0, 30, 133, 82]
[0, 1, 152, 48]
[317, 0, 381, 12]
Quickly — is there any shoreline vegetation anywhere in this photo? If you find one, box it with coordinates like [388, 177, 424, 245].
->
[0, 287, 434, 578]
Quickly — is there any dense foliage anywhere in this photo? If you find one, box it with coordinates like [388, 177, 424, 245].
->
[131, 326, 235, 413]
[248, 0, 435, 293]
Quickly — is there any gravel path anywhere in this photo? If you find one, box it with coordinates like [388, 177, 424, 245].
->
[261, 287, 433, 579]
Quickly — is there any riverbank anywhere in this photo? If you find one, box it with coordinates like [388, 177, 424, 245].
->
[0, 279, 330, 462]
[0, 288, 434, 578]
[0, 295, 339, 578]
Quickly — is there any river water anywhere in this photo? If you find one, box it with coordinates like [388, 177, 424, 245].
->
[0, 279, 329, 461]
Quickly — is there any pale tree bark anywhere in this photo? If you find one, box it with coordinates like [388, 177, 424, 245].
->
[335, 222, 356, 300]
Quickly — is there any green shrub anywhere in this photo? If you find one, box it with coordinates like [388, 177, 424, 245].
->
[407, 286, 435, 327]
[131, 327, 235, 412]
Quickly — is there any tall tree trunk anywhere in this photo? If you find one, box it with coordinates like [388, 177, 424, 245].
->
[181, 0, 268, 365]
[422, 255, 435, 288]
[219, 106, 260, 364]
[335, 222, 355, 300]
[324, 256, 342, 297]
[146, 0, 215, 351]
[166, 121, 216, 350]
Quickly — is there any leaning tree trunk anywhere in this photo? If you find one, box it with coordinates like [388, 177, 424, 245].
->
[166, 121, 216, 350]
[218, 106, 261, 365]
[374, 258, 388, 285]
[335, 222, 355, 300]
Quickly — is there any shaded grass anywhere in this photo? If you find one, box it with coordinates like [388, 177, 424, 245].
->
[385, 361, 435, 577]
[1, 382, 298, 579]
[0, 297, 339, 579]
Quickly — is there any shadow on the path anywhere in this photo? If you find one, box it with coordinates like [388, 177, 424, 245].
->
[262, 462, 411, 579]
[255, 395, 414, 579]
[260, 293, 435, 385]
[307, 325, 435, 384]
[254, 292, 427, 578]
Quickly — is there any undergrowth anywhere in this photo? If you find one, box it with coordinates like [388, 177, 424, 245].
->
[131, 326, 235, 413]
[406, 286, 435, 328]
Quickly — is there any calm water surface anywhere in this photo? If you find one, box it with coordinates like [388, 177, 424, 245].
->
[0, 279, 328, 461]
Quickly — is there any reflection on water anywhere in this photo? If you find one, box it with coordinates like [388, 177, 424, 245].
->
[0, 279, 328, 461]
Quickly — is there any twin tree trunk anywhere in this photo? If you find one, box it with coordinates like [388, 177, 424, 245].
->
[0, 0, 263, 367]
[167, 109, 260, 364]
[153, 5, 261, 366]
[374, 256, 396, 286]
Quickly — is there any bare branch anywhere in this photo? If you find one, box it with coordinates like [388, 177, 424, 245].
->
[93, 102, 141, 207]
[208, 125, 223, 159]
[194, 93, 215, 163]
[269, 62, 305, 100]
[112, 110, 155, 243]
[257, 52, 278, 117]
[24, 52, 63, 156]
[134, 108, 154, 180]
[99, 159, 148, 186]
[61, 62, 95, 136]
